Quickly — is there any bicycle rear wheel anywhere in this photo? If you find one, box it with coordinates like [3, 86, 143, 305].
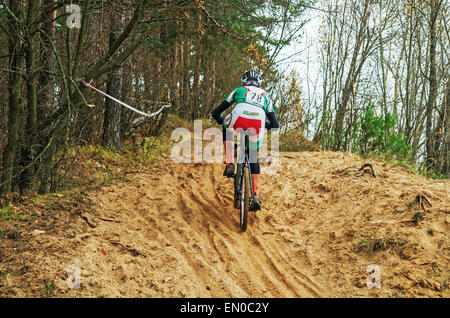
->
[239, 166, 250, 232]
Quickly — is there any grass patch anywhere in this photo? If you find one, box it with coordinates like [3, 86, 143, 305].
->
[354, 236, 407, 255]
[34, 189, 91, 213]
[122, 135, 173, 165]
[360, 152, 418, 175]
[0, 205, 28, 223]
[279, 130, 320, 152]
[43, 280, 55, 296]
[413, 211, 423, 224]
[63, 135, 173, 191]
[362, 152, 448, 180]
[419, 164, 448, 180]
[161, 113, 194, 133]
[0, 205, 12, 221]
[0, 269, 11, 276]
[77, 135, 172, 168]
[6, 230, 20, 240]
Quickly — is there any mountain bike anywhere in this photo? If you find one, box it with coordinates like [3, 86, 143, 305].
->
[233, 130, 257, 232]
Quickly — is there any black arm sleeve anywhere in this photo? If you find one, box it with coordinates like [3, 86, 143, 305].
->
[211, 100, 231, 124]
[266, 112, 279, 130]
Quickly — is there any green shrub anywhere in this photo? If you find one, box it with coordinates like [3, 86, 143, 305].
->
[351, 104, 412, 161]
[419, 165, 448, 180]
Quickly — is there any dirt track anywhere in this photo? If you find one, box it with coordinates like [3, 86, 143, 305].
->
[0, 151, 449, 297]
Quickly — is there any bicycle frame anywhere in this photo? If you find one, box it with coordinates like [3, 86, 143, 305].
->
[235, 131, 254, 203]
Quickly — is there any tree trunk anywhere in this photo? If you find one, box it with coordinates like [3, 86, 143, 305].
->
[193, 10, 203, 118]
[169, 10, 180, 112]
[178, 41, 184, 114]
[439, 79, 449, 176]
[20, 0, 39, 192]
[334, 1, 370, 151]
[1, 0, 24, 196]
[182, 11, 191, 119]
[38, 0, 57, 116]
[120, 58, 132, 141]
[102, 2, 124, 151]
[425, 0, 441, 170]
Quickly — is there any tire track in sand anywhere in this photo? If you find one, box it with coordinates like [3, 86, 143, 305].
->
[160, 162, 324, 297]
[90, 158, 327, 297]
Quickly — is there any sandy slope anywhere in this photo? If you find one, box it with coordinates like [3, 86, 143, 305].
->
[0, 151, 448, 297]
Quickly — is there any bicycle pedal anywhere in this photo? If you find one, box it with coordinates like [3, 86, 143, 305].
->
[249, 202, 261, 212]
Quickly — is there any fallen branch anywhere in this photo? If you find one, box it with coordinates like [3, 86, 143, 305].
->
[98, 217, 122, 223]
[400, 220, 416, 224]
[80, 212, 97, 228]
[109, 240, 146, 257]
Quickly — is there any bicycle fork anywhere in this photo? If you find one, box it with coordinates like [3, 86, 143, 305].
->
[235, 142, 255, 204]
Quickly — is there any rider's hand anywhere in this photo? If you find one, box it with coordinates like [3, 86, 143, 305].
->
[217, 116, 224, 125]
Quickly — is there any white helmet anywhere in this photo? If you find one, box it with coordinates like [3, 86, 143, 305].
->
[241, 70, 262, 87]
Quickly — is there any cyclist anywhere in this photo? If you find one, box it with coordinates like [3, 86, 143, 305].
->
[211, 70, 279, 211]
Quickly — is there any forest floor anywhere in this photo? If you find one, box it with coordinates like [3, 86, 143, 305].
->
[0, 147, 448, 297]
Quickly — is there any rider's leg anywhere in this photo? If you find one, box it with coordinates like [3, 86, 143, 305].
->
[251, 174, 259, 195]
[247, 129, 261, 195]
[250, 162, 261, 210]
[224, 141, 233, 166]
[250, 161, 260, 195]
[248, 130, 262, 210]
[223, 126, 235, 177]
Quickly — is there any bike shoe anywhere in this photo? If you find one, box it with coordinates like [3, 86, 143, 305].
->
[223, 163, 235, 178]
[250, 194, 261, 212]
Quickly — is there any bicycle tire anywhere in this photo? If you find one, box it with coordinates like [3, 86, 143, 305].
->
[240, 166, 250, 232]
[234, 164, 241, 209]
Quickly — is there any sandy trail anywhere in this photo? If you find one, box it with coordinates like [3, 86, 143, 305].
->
[1, 151, 448, 297]
[85, 159, 324, 297]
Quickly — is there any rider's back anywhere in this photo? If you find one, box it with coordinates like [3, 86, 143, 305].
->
[227, 86, 274, 114]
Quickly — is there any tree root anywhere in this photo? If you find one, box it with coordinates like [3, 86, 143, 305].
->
[356, 164, 376, 177]
[335, 166, 358, 174]
[412, 193, 432, 210]
[335, 164, 376, 177]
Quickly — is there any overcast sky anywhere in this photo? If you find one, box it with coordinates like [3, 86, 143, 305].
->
[275, 6, 323, 105]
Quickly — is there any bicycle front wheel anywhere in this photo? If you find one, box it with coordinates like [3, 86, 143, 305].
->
[239, 166, 250, 232]
[234, 163, 241, 209]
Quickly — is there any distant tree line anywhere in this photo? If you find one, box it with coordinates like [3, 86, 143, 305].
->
[310, 0, 449, 176]
[0, 0, 309, 196]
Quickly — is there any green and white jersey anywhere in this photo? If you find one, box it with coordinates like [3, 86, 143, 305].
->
[225, 86, 274, 114]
